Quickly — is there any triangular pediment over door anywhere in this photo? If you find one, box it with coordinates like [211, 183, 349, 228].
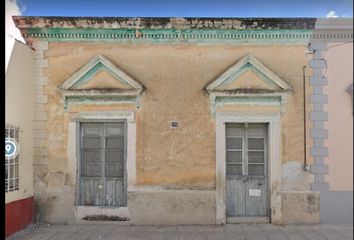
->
[206, 54, 292, 93]
[205, 54, 293, 116]
[58, 55, 145, 110]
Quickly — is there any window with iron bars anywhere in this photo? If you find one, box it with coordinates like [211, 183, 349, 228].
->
[5, 125, 20, 192]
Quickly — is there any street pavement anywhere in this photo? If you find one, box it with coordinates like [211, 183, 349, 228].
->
[8, 223, 353, 240]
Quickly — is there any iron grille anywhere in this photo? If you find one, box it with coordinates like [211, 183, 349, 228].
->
[5, 124, 20, 192]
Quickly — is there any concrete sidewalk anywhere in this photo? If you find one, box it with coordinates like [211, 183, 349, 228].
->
[8, 223, 353, 240]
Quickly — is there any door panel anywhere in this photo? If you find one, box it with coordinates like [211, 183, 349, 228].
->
[244, 176, 268, 216]
[104, 179, 125, 206]
[80, 178, 103, 206]
[92, 178, 104, 205]
[226, 176, 244, 216]
[82, 150, 101, 177]
[81, 178, 93, 205]
[103, 123, 126, 206]
[79, 122, 126, 207]
[226, 123, 268, 219]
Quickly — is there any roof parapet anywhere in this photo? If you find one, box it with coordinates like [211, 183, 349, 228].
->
[13, 16, 318, 30]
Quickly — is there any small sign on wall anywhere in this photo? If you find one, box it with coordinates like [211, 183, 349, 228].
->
[249, 189, 262, 197]
[170, 121, 179, 129]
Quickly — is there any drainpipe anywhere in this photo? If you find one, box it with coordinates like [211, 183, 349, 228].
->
[303, 66, 310, 172]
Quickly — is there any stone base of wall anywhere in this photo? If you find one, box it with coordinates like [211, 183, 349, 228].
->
[36, 189, 216, 225]
[34, 186, 76, 224]
[281, 191, 320, 224]
[34, 189, 324, 225]
[128, 190, 216, 225]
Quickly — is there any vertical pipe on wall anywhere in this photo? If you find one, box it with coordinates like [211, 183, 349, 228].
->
[303, 65, 310, 172]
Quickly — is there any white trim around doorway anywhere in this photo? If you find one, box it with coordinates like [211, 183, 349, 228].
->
[66, 111, 137, 220]
[215, 111, 282, 224]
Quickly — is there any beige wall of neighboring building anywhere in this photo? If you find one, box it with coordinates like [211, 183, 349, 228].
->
[325, 42, 353, 191]
[5, 40, 34, 203]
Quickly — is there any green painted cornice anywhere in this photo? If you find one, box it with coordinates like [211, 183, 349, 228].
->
[19, 27, 314, 45]
[13, 17, 319, 45]
[13, 17, 352, 45]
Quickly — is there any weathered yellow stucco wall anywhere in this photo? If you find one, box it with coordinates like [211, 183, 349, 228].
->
[5, 41, 34, 203]
[40, 42, 313, 189]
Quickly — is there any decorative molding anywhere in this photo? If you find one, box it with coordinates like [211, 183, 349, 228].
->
[210, 93, 286, 116]
[309, 29, 353, 43]
[205, 54, 292, 117]
[20, 28, 316, 45]
[206, 54, 293, 92]
[18, 28, 353, 45]
[59, 54, 144, 91]
[77, 111, 135, 123]
[58, 55, 145, 110]
[13, 17, 353, 45]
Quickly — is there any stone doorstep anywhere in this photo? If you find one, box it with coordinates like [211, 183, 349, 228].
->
[67, 219, 131, 226]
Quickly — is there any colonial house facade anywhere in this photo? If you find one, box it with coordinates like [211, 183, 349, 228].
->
[10, 17, 352, 227]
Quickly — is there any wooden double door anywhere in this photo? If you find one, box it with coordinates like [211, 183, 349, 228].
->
[78, 122, 127, 207]
[226, 123, 269, 221]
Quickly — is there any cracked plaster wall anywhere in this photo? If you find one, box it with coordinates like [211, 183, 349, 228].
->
[33, 42, 314, 223]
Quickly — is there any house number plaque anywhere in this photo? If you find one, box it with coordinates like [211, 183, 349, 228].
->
[170, 121, 179, 128]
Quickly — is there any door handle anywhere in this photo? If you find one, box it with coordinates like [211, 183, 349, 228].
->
[258, 182, 263, 187]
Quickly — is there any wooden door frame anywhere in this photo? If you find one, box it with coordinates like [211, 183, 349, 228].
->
[215, 112, 282, 224]
[66, 111, 136, 220]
